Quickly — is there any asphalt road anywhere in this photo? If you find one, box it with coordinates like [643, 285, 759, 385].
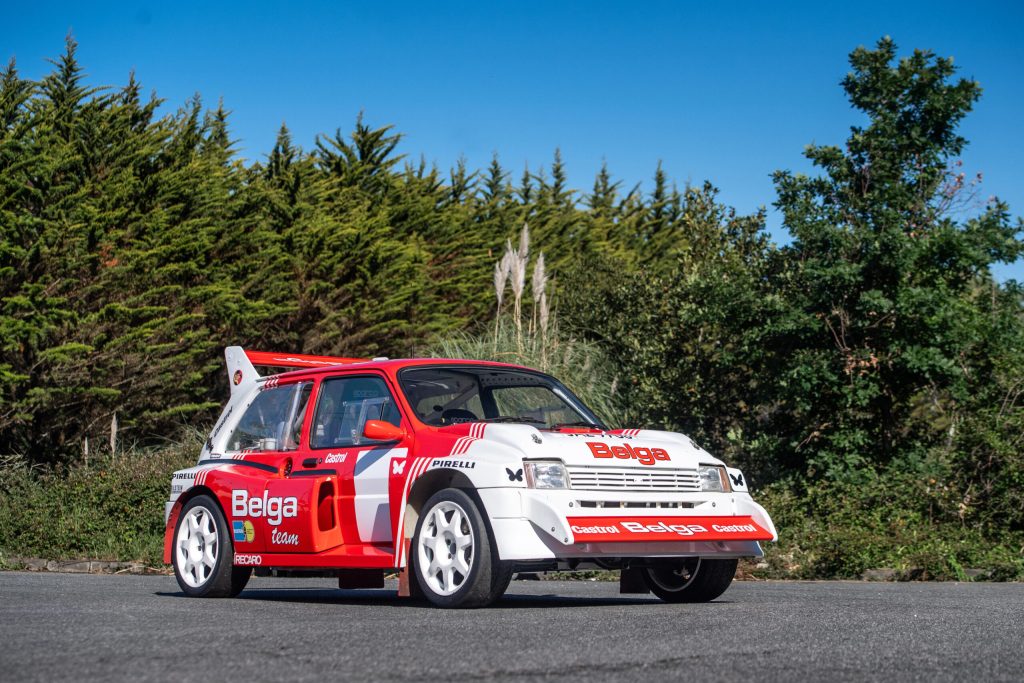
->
[1, 572, 1021, 682]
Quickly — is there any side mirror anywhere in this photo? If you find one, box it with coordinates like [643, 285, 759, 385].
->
[363, 419, 406, 442]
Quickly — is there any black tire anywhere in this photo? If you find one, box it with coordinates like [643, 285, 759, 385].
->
[172, 494, 252, 598]
[411, 488, 505, 608]
[642, 558, 737, 603]
[488, 560, 515, 604]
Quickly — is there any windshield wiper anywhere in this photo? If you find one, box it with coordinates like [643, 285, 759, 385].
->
[550, 421, 603, 430]
[480, 415, 546, 424]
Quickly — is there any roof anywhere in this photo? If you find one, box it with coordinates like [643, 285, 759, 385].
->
[245, 350, 535, 382]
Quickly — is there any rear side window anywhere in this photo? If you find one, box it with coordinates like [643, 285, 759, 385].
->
[311, 376, 402, 448]
[227, 382, 312, 452]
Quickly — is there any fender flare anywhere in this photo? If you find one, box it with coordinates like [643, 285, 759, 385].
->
[162, 485, 221, 564]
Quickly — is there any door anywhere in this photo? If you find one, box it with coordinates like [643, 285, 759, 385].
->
[308, 374, 410, 545]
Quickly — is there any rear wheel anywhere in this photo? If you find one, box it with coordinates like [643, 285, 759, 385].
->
[412, 488, 508, 608]
[642, 558, 737, 603]
[173, 495, 251, 598]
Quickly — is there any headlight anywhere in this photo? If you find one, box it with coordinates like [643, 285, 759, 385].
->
[698, 465, 731, 492]
[524, 461, 568, 489]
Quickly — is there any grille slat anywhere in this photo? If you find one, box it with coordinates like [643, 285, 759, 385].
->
[566, 465, 701, 493]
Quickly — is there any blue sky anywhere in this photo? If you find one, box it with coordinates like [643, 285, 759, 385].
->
[4, 1, 1023, 279]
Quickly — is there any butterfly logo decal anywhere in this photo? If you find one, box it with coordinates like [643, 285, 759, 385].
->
[729, 472, 744, 487]
[506, 467, 523, 482]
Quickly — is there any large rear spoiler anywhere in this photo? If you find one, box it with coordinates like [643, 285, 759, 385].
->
[224, 347, 365, 396]
[244, 350, 366, 368]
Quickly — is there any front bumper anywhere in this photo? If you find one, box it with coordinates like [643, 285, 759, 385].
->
[478, 487, 777, 562]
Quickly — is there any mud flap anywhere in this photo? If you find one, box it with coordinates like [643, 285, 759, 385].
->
[398, 566, 413, 597]
[619, 567, 651, 594]
[397, 539, 421, 598]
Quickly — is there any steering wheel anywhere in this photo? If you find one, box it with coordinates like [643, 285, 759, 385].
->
[440, 408, 478, 425]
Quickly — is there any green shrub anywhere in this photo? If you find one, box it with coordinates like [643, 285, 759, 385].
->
[0, 434, 199, 564]
[754, 465, 1024, 581]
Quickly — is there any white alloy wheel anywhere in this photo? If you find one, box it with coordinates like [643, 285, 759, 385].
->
[416, 499, 475, 596]
[175, 505, 219, 588]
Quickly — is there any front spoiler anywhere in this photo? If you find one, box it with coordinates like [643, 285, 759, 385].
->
[566, 515, 773, 543]
[479, 488, 777, 562]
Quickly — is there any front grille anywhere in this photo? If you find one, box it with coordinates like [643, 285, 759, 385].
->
[577, 500, 695, 509]
[566, 465, 701, 493]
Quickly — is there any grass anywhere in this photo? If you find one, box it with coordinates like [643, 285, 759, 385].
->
[426, 319, 623, 426]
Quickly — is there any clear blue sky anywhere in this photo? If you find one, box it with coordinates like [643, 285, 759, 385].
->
[4, 1, 1023, 279]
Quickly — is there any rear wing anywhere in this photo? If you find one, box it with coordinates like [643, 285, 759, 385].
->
[244, 350, 366, 369]
[224, 346, 365, 396]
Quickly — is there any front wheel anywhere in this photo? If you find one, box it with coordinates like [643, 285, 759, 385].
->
[642, 558, 737, 603]
[172, 495, 251, 598]
[411, 488, 509, 608]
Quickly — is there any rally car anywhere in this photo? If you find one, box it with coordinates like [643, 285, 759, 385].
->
[164, 347, 776, 607]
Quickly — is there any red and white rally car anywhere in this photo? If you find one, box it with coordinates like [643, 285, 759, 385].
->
[165, 347, 776, 607]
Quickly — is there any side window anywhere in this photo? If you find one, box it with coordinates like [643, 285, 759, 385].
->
[311, 376, 402, 449]
[227, 382, 312, 452]
[286, 383, 313, 449]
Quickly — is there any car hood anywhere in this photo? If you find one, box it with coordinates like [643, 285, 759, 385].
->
[439, 423, 722, 470]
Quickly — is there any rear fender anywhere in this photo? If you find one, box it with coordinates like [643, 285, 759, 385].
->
[162, 486, 219, 564]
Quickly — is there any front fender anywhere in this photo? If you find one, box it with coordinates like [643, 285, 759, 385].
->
[421, 439, 528, 489]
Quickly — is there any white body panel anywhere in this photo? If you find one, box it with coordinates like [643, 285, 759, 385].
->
[421, 424, 777, 563]
[353, 447, 406, 543]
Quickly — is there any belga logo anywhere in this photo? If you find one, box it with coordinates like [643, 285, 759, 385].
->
[232, 490, 298, 526]
[586, 442, 670, 466]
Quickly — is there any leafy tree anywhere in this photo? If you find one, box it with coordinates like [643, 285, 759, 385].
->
[561, 184, 774, 470]
[562, 38, 1024, 495]
[3, 34, 1021, 536]
[769, 38, 1023, 475]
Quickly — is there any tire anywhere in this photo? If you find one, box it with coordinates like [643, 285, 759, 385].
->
[172, 494, 252, 598]
[411, 488, 507, 608]
[642, 558, 737, 603]
[488, 560, 514, 604]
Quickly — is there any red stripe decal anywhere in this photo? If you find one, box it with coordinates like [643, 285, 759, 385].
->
[395, 457, 432, 566]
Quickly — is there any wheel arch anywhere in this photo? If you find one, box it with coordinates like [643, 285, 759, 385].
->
[162, 485, 223, 564]
[404, 469, 475, 545]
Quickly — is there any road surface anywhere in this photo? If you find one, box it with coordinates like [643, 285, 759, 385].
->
[1, 572, 1021, 681]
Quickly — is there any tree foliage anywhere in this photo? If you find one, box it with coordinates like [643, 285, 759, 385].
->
[1, 37, 1022, 553]
[1, 36, 1022, 573]
[562, 39, 1024, 544]
[1, 39, 757, 457]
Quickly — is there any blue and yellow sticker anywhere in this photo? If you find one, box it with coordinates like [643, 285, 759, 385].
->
[232, 520, 255, 543]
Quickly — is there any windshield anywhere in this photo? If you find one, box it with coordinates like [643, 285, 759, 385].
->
[398, 366, 605, 429]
